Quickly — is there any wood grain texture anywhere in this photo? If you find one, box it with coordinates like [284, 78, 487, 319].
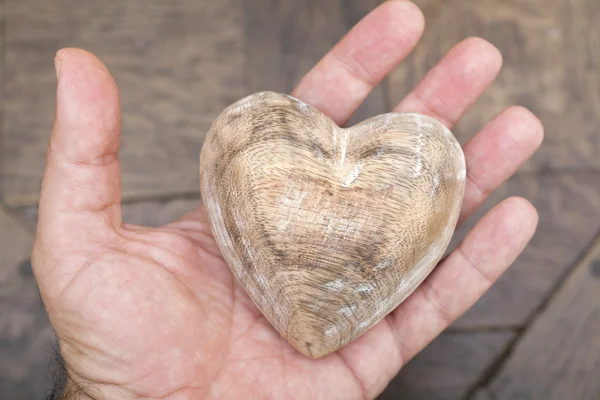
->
[1, 0, 245, 206]
[0, 209, 55, 400]
[243, 0, 386, 127]
[487, 237, 600, 400]
[378, 331, 516, 400]
[200, 91, 466, 358]
[452, 173, 600, 328]
[390, 0, 600, 172]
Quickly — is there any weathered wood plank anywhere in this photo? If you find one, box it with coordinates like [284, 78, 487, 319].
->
[378, 331, 516, 400]
[470, 388, 494, 400]
[390, 0, 600, 172]
[121, 198, 201, 227]
[487, 236, 600, 400]
[0, 208, 55, 399]
[1, 0, 246, 206]
[243, 0, 387, 127]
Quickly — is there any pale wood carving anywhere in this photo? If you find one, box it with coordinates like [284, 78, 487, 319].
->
[200, 91, 466, 358]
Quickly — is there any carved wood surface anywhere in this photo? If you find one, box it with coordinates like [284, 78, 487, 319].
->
[200, 91, 465, 357]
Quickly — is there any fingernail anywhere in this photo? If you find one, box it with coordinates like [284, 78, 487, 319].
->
[54, 57, 62, 80]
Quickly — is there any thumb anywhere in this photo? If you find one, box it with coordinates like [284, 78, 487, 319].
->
[35, 48, 123, 280]
[39, 48, 122, 226]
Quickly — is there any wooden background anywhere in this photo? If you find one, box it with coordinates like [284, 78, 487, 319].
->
[1, 0, 599, 399]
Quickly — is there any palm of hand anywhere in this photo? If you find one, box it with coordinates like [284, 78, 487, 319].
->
[33, 3, 543, 400]
[53, 207, 393, 399]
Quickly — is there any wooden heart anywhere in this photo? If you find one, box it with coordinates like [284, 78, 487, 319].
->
[199, 92, 466, 358]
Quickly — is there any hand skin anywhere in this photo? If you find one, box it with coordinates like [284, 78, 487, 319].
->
[32, 2, 543, 399]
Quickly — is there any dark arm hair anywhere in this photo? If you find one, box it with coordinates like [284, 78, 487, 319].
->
[46, 345, 68, 400]
[46, 345, 96, 400]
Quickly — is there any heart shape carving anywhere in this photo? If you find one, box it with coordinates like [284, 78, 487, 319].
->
[200, 91, 466, 358]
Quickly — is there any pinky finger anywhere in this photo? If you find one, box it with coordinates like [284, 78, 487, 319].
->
[388, 197, 539, 363]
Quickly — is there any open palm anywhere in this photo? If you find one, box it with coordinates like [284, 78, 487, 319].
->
[32, 2, 543, 399]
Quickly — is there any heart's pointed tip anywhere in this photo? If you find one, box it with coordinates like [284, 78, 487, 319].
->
[284, 327, 335, 359]
[289, 342, 332, 359]
[287, 336, 338, 359]
[280, 308, 361, 359]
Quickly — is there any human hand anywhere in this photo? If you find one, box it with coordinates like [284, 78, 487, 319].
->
[32, 2, 543, 399]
